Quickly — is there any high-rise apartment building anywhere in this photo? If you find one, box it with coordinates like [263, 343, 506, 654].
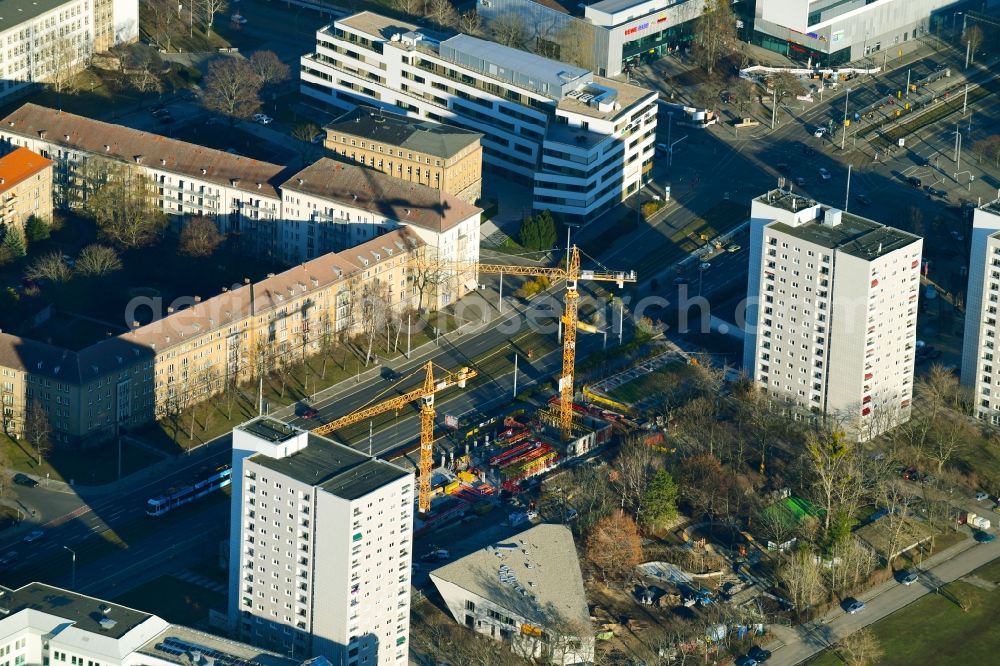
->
[743, 189, 923, 440]
[300, 11, 657, 223]
[960, 200, 1000, 422]
[228, 418, 414, 666]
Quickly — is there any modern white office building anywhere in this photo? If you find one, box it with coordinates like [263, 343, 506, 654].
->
[960, 200, 1000, 422]
[478, 0, 705, 77]
[753, 0, 962, 65]
[0, 581, 317, 666]
[300, 11, 658, 223]
[228, 418, 414, 665]
[743, 189, 923, 440]
[0, 0, 138, 103]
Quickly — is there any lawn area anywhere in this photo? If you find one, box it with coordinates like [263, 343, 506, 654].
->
[0, 506, 22, 530]
[0, 435, 164, 485]
[608, 362, 694, 403]
[115, 574, 225, 625]
[807, 562, 1000, 666]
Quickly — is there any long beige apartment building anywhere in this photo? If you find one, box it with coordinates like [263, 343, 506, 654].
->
[0, 229, 426, 447]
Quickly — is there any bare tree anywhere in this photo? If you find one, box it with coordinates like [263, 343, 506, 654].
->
[425, 0, 460, 29]
[837, 628, 883, 666]
[612, 439, 658, 520]
[458, 10, 483, 36]
[778, 549, 826, 611]
[124, 44, 164, 94]
[249, 50, 290, 89]
[392, 0, 423, 16]
[731, 78, 758, 118]
[86, 164, 167, 248]
[201, 0, 229, 36]
[490, 13, 530, 49]
[962, 25, 984, 63]
[26, 252, 72, 283]
[143, 0, 180, 52]
[410, 264, 449, 312]
[359, 278, 389, 365]
[555, 20, 596, 70]
[75, 244, 122, 277]
[805, 430, 855, 533]
[179, 216, 226, 257]
[203, 57, 263, 121]
[22, 400, 52, 465]
[692, 0, 738, 74]
[46, 40, 80, 94]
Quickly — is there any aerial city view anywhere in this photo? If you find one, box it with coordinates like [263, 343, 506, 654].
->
[0, 0, 998, 664]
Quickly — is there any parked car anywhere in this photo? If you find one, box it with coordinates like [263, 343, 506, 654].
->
[382, 368, 400, 383]
[813, 127, 828, 138]
[13, 473, 37, 487]
[23, 530, 44, 543]
[855, 193, 872, 205]
[819, 167, 831, 180]
[795, 176, 806, 186]
[673, 276, 689, 285]
[844, 598, 865, 614]
[231, 14, 247, 24]
[776, 162, 791, 173]
[907, 176, 922, 188]
[976, 491, 991, 502]
[699, 262, 712, 271]
[748, 646, 772, 663]
[253, 113, 273, 125]
[727, 244, 742, 253]
[655, 143, 668, 156]
[735, 657, 758, 666]
[0, 551, 17, 566]
[899, 570, 919, 586]
[975, 530, 996, 543]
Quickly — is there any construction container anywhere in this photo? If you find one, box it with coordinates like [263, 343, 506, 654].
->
[457, 470, 477, 483]
[443, 480, 461, 495]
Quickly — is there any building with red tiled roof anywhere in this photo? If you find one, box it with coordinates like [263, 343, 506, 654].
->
[0, 146, 53, 234]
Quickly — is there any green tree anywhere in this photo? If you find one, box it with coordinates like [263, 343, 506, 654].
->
[1, 226, 26, 259]
[641, 468, 679, 529]
[519, 210, 557, 251]
[24, 215, 51, 243]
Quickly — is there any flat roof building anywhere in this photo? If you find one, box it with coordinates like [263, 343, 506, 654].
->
[753, 0, 962, 66]
[743, 189, 923, 440]
[478, 0, 705, 77]
[300, 11, 657, 223]
[228, 418, 414, 665]
[961, 200, 1000, 423]
[0, 582, 312, 666]
[430, 524, 593, 665]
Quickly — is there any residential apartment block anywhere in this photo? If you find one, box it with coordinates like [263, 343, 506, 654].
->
[0, 228, 426, 446]
[0, 104, 481, 271]
[300, 11, 657, 223]
[960, 200, 1000, 422]
[323, 105, 483, 203]
[228, 417, 414, 665]
[0, 0, 138, 103]
[0, 146, 53, 233]
[743, 189, 923, 440]
[0, 581, 312, 666]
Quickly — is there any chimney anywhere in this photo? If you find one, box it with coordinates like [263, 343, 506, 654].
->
[161, 158, 167, 166]
[38, 130, 46, 139]
[222, 286, 228, 292]
[201, 168, 207, 175]
[132, 321, 140, 329]
[104, 145, 111, 152]
[0, 178, 5, 185]
[231, 178, 239, 186]
[194, 296, 201, 303]
[167, 306, 175, 314]
[297, 178, 304, 186]
[63, 134, 70, 141]
[134, 155, 143, 164]
[244, 278, 250, 284]
[256, 183, 262, 190]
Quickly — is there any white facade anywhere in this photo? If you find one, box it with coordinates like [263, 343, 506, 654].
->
[228, 418, 414, 666]
[300, 12, 657, 223]
[0, 582, 305, 666]
[755, 0, 960, 63]
[0, 0, 138, 103]
[744, 190, 922, 440]
[960, 202, 1000, 422]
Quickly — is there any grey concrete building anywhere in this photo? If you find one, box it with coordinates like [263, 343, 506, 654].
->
[743, 189, 923, 441]
[753, 0, 964, 65]
[228, 418, 414, 666]
[429, 524, 593, 665]
[960, 200, 1000, 423]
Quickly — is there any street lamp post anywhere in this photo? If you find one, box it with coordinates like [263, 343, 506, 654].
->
[64, 546, 76, 589]
[841, 87, 852, 150]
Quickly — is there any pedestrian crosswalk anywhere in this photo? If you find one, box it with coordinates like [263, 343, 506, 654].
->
[173, 569, 227, 595]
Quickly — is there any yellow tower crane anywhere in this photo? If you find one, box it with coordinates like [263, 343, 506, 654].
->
[412, 245, 635, 441]
[312, 361, 477, 513]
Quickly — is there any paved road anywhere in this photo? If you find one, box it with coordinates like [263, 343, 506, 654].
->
[768, 532, 999, 665]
